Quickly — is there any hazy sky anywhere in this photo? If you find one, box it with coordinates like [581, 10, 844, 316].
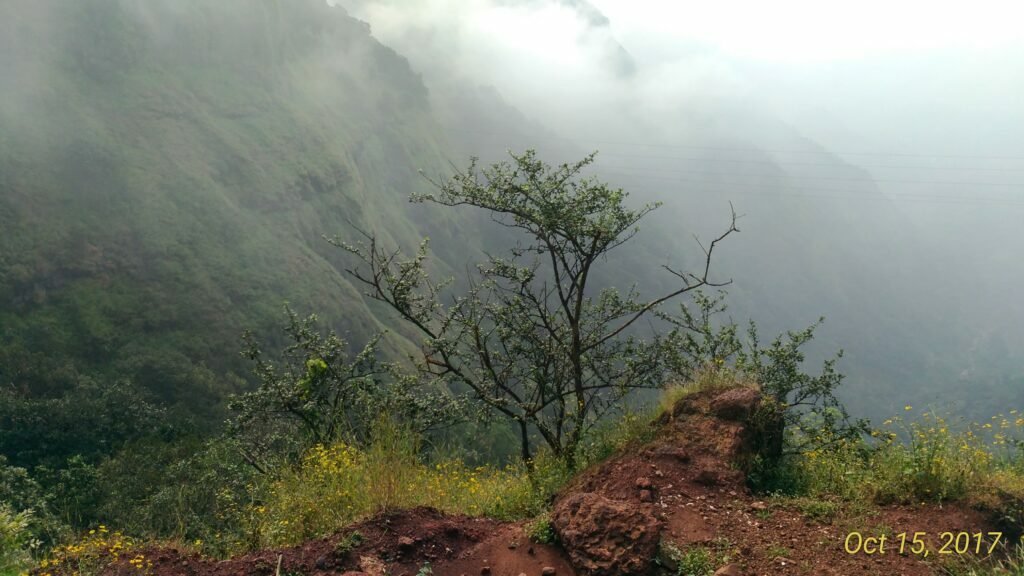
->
[337, 0, 1024, 160]
[593, 0, 1024, 62]
[333, 0, 1024, 333]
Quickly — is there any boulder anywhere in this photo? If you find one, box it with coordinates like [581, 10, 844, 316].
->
[708, 387, 761, 421]
[551, 492, 662, 575]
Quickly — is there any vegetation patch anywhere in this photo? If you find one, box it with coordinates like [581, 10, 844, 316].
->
[526, 513, 557, 545]
[658, 541, 733, 576]
[249, 420, 570, 547]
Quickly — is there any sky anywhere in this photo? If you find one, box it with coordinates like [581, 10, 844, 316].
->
[593, 0, 1024, 62]
[331, 0, 1024, 241]
[335, 0, 1024, 159]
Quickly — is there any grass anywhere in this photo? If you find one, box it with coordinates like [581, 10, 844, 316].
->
[658, 536, 739, 576]
[658, 366, 758, 417]
[248, 420, 574, 547]
[223, 386, 1024, 558]
[779, 496, 842, 523]
[941, 543, 1024, 576]
[333, 530, 363, 556]
[23, 384, 675, 570]
[783, 409, 1024, 512]
[659, 542, 718, 576]
[765, 543, 790, 559]
[252, 403, 681, 549]
[768, 407, 1024, 575]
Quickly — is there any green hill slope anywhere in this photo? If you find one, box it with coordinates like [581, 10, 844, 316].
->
[0, 0, 468, 438]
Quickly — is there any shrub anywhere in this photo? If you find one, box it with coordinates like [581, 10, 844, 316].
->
[0, 456, 66, 548]
[230, 308, 464, 472]
[661, 290, 869, 473]
[0, 504, 32, 576]
[526, 513, 556, 544]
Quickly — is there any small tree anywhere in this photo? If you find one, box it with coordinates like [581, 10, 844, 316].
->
[228, 308, 462, 472]
[338, 150, 737, 467]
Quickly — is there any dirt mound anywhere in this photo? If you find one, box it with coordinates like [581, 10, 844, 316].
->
[570, 387, 759, 504]
[551, 386, 1006, 576]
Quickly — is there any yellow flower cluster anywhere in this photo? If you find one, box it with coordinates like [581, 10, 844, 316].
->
[38, 525, 151, 576]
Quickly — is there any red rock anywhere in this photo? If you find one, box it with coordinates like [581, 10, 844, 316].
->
[551, 492, 662, 575]
[708, 387, 761, 421]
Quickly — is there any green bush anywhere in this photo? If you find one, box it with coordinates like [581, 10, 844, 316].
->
[91, 436, 259, 557]
[661, 290, 869, 475]
[229, 308, 465, 473]
[0, 457, 66, 548]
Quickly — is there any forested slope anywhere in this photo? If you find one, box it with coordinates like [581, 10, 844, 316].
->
[0, 0, 473, 462]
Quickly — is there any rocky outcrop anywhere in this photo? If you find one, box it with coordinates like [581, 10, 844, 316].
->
[708, 387, 761, 421]
[550, 492, 662, 576]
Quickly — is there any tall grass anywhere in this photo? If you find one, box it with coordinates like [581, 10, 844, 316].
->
[784, 409, 1024, 522]
[249, 420, 573, 547]
[657, 366, 757, 418]
[942, 543, 1024, 576]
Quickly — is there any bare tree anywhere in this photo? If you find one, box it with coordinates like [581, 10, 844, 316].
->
[336, 150, 737, 467]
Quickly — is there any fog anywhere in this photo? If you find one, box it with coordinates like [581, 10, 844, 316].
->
[335, 0, 1024, 418]
[2, 0, 1020, 425]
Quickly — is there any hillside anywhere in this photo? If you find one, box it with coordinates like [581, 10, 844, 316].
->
[0, 0, 478, 442]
